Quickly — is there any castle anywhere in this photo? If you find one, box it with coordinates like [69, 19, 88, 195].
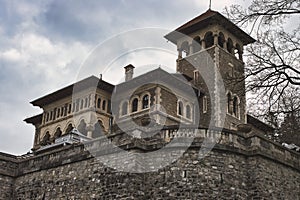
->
[0, 9, 299, 199]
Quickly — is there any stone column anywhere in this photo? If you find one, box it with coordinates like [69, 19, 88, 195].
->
[201, 40, 206, 49]
[213, 33, 218, 45]
[90, 94, 96, 108]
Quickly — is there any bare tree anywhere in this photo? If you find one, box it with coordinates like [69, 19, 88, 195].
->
[224, 0, 300, 120]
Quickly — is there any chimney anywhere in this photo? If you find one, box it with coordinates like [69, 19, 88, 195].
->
[124, 64, 135, 81]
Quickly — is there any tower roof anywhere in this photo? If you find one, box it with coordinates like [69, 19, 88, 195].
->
[164, 9, 255, 45]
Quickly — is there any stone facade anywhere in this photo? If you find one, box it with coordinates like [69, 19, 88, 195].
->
[0, 128, 299, 199]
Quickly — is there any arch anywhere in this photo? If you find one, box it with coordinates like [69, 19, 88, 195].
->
[40, 131, 51, 146]
[102, 100, 106, 111]
[92, 120, 105, 138]
[142, 94, 150, 109]
[186, 104, 191, 119]
[65, 123, 74, 135]
[204, 32, 214, 48]
[180, 41, 189, 57]
[77, 119, 87, 136]
[131, 98, 139, 112]
[218, 32, 225, 48]
[227, 38, 234, 54]
[178, 101, 183, 116]
[121, 101, 128, 116]
[192, 36, 201, 53]
[53, 127, 62, 142]
[97, 98, 101, 109]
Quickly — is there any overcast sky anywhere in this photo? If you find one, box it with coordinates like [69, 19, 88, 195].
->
[0, 0, 255, 155]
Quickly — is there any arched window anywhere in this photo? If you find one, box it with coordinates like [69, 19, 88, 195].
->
[227, 38, 234, 54]
[41, 131, 51, 146]
[46, 113, 49, 122]
[227, 92, 232, 114]
[92, 120, 104, 138]
[97, 98, 101, 109]
[65, 123, 73, 134]
[54, 127, 62, 140]
[186, 105, 191, 119]
[142, 94, 149, 109]
[132, 98, 138, 112]
[121, 101, 128, 115]
[102, 100, 106, 111]
[178, 101, 183, 116]
[180, 41, 189, 57]
[77, 119, 87, 136]
[233, 96, 239, 118]
[192, 36, 201, 53]
[218, 32, 225, 48]
[204, 32, 214, 48]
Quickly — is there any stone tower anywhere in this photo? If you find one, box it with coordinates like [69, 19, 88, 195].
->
[165, 9, 255, 130]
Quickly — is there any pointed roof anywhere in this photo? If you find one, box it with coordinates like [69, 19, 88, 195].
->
[165, 9, 255, 45]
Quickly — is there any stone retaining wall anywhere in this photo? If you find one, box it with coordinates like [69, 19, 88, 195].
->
[0, 128, 299, 199]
